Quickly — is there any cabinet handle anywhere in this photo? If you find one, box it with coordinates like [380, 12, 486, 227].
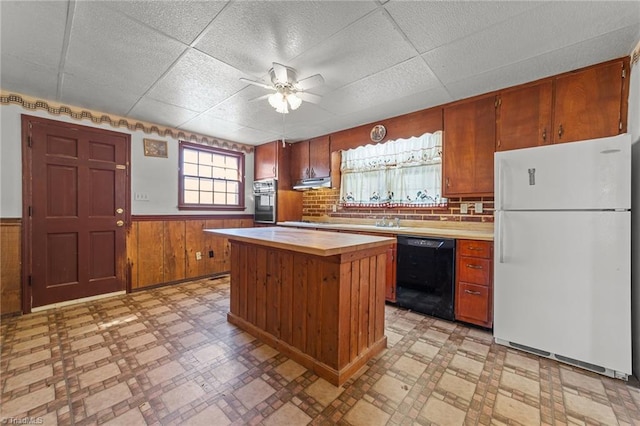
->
[558, 124, 564, 139]
[542, 128, 547, 142]
[310, 168, 315, 177]
[467, 246, 482, 251]
[305, 168, 309, 178]
[446, 178, 450, 188]
[272, 166, 276, 175]
[464, 289, 482, 296]
[466, 264, 483, 269]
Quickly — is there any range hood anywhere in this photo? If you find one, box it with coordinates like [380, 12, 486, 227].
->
[293, 176, 331, 190]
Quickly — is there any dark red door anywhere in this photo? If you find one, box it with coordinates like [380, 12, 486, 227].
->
[24, 116, 130, 308]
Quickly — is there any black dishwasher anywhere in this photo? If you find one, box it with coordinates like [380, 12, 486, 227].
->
[396, 236, 456, 321]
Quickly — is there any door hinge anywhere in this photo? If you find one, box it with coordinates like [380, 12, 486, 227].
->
[620, 120, 623, 131]
[28, 136, 32, 147]
[622, 68, 626, 78]
[495, 98, 501, 108]
[28, 206, 32, 217]
[28, 275, 32, 287]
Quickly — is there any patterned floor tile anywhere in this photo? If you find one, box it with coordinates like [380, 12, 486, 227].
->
[1, 275, 638, 425]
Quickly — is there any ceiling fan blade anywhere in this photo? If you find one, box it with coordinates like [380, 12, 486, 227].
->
[296, 92, 322, 104]
[296, 74, 324, 91]
[249, 94, 271, 102]
[272, 62, 289, 84]
[240, 77, 274, 91]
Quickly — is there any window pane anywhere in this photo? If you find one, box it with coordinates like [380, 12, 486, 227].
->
[213, 180, 226, 192]
[227, 194, 238, 204]
[212, 154, 225, 167]
[227, 181, 239, 194]
[200, 192, 213, 204]
[199, 152, 213, 166]
[184, 163, 198, 176]
[200, 178, 213, 191]
[226, 156, 238, 169]
[225, 168, 239, 180]
[185, 190, 199, 203]
[184, 177, 199, 190]
[211, 167, 224, 179]
[184, 149, 198, 163]
[213, 192, 226, 204]
[198, 165, 212, 178]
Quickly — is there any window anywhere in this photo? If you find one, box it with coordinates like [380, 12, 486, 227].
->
[179, 141, 245, 210]
[340, 131, 446, 208]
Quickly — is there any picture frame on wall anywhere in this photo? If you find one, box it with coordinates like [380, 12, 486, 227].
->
[143, 138, 168, 158]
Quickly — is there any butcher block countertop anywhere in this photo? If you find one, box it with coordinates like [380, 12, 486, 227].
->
[277, 220, 494, 241]
[205, 226, 395, 257]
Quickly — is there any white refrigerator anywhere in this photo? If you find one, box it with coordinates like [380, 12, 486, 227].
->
[493, 134, 632, 379]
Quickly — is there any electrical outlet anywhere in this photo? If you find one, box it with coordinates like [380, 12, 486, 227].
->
[460, 203, 468, 214]
[475, 202, 483, 213]
[134, 192, 150, 201]
[195, 251, 202, 260]
[208, 250, 214, 258]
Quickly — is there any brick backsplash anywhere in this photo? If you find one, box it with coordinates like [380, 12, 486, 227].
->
[302, 188, 494, 222]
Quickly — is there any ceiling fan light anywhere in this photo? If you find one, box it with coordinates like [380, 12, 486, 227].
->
[268, 92, 285, 109]
[287, 93, 302, 110]
[275, 102, 289, 114]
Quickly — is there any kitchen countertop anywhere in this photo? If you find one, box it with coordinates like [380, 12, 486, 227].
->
[277, 221, 494, 241]
[205, 226, 395, 257]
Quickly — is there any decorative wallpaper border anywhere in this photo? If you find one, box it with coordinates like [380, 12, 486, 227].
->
[632, 40, 640, 68]
[0, 92, 254, 154]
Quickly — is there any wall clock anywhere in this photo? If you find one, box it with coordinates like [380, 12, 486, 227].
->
[370, 124, 386, 143]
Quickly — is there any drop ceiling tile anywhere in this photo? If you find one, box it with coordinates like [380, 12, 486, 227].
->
[180, 111, 245, 140]
[385, 0, 545, 53]
[146, 48, 247, 112]
[128, 97, 200, 129]
[194, 1, 377, 79]
[320, 57, 440, 115]
[322, 85, 451, 136]
[291, 9, 418, 91]
[1, 56, 59, 100]
[445, 24, 640, 101]
[0, 1, 67, 69]
[59, 73, 142, 117]
[423, 1, 640, 85]
[65, 2, 187, 95]
[104, 1, 227, 44]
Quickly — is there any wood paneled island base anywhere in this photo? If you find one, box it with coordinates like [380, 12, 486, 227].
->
[206, 227, 395, 386]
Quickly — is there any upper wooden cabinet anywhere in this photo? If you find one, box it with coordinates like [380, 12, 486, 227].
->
[497, 59, 627, 151]
[290, 136, 331, 182]
[254, 141, 278, 181]
[443, 95, 496, 197]
[553, 59, 626, 144]
[496, 81, 553, 151]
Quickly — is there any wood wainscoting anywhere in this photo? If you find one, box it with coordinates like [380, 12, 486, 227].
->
[1, 219, 22, 315]
[128, 215, 254, 290]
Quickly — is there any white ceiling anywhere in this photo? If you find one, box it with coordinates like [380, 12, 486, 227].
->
[1, 1, 639, 146]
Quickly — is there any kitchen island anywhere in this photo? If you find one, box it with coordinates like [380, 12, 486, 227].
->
[205, 227, 395, 386]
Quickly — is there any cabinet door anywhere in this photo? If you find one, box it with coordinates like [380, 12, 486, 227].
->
[309, 136, 330, 178]
[443, 96, 496, 196]
[385, 243, 397, 302]
[254, 141, 277, 180]
[290, 140, 310, 181]
[554, 60, 624, 144]
[497, 81, 553, 151]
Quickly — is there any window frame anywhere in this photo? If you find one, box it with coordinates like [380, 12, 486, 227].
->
[178, 141, 245, 211]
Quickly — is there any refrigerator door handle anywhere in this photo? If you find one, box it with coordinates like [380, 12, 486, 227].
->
[497, 211, 504, 264]
[497, 158, 504, 210]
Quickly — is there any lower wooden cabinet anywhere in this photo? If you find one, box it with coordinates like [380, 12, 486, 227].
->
[455, 239, 493, 328]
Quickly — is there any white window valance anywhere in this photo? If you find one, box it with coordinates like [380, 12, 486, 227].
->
[340, 131, 446, 208]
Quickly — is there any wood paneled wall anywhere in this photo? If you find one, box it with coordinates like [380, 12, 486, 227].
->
[128, 215, 253, 289]
[1, 219, 22, 315]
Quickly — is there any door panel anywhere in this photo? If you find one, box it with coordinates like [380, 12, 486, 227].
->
[26, 116, 129, 308]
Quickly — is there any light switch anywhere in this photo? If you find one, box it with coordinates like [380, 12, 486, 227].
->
[475, 202, 483, 213]
[134, 192, 150, 201]
[460, 203, 468, 214]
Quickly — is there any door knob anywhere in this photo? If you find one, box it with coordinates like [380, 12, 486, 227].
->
[116, 208, 124, 214]
[116, 220, 124, 227]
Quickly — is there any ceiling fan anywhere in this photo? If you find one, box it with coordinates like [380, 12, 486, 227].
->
[240, 63, 324, 114]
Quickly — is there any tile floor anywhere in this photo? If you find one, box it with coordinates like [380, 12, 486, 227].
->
[1, 275, 640, 425]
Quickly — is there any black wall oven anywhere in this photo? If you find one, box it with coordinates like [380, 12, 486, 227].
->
[253, 179, 276, 224]
[396, 236, 456, 321]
